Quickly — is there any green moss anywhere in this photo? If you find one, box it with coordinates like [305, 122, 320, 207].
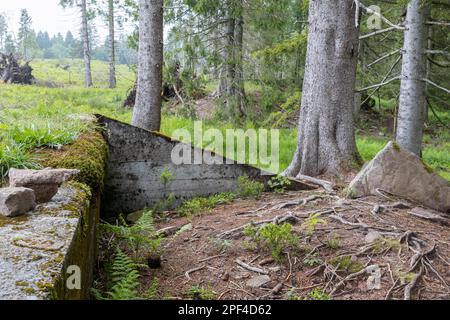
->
[15, 280, 30, 287]
[36, 129, 108, 192]
[36, 280, 54, 291]
[21, 287, 36, 295]
[0, 215, 30, 228]
[392, 142, 401, 152]
[421, 160, 435, 174]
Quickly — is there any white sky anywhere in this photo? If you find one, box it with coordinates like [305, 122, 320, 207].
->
[0, 0, 121, 41]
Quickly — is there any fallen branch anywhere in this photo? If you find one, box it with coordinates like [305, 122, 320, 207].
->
[330, 266, 369, 296]
[235, 259, 268, 275]
[198, 254, 226, 263]
[185, 265, 206, 280]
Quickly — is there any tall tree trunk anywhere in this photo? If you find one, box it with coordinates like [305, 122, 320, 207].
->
[108, 0, 117, 89]
[233, 14, 246, 116]
[132, 0, 164, 132]
[284, 0, 360, 177]
[396, 0, 430, 156]
[225, 13, 236, 114]
[81, 0, 93, 88]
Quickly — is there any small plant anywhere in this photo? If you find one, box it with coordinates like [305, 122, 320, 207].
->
[305, 288, 331, 300]
[268, 175, 291, 193]
[329, 255, 364, 274]
[244, 223, 299, 262]
[301, 212, 327, 236]
[186, 285, 217, 300]
[394, 268, 417, 284]
[303, 253, 322, 267]
[101, 210, 162, 262]
[143, 277, 159, 300]
[286, 288, 300, 300]
[211, 238, 232, 252]
[103, 249, 140, 300]
[237, 175, 265, 198]
[176, 192, 235, 217]
[371, 237, 402, 253]
[153, 193, 176, 213]
[160, 166, 174, 186]
[326, 233, 341, 250]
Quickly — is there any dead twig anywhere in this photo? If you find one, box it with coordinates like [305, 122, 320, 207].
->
[185, 265, 206, 280]
[235, 259, 268, 275]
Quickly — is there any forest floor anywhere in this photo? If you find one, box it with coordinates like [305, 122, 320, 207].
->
[146, 187, 450, 300]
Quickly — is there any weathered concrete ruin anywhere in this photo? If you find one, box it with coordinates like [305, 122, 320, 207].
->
[0, 115, 312, 300]
[98, 115, 312, 220]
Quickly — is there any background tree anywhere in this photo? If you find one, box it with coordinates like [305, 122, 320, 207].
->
[60, 0, 94, 87]
[131, 0, 164, 131]
[396, 0, 430, 156]
[17, 9, 33, 60]
[0, 14, 7, 52]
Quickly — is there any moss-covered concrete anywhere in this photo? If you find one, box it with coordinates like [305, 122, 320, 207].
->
[35, 129, 108, 192]
[0, 182, 99, 300]
[1, 125, 108, 300]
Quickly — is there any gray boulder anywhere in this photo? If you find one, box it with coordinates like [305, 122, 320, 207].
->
[246, 275, 271, 289]
[348, 142, 450, 213]
[9, 168, 80, 203]
[0, 187, 36, 217]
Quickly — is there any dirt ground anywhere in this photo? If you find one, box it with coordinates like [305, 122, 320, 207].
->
[143, 187, 450, 300]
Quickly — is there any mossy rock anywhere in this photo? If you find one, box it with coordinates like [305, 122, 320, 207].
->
[35, 129, 108, 192]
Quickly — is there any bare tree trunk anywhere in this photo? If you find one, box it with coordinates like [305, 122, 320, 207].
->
[132, 0, 164, 132]
[396, 0, 430, 156]
[225, 13, 236, 114]
[284, 0, 360, 178]
[108, 0, 116, 89]
[233, 14, 246, 116]
[81, 0, 93, 88]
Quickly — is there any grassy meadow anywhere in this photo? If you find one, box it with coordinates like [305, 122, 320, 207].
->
[0, 59, 448, 180]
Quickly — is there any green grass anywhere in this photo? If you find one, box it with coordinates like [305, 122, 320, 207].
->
[31, 59, 135, 90]
[0, 59, 448, 180]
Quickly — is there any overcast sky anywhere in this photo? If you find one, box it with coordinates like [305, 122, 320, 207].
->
[1, 0, 119, 40]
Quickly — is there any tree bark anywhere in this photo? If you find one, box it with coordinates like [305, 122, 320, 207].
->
[108, 0, 117, 89]
[81, 0, 93, 88]
[225, 13, 236, 114]
[132, 0, 164, 132]
[396, 0, 430, 156]
[233, 13, 246, 116]
[284, 0, 360, 177]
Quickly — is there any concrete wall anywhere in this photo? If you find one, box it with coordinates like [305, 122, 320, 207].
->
[97, 116, 311, 219]
[0, 183, 99, 300]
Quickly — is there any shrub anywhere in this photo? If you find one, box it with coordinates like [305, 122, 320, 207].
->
[301, 212, 327, 236]
[268, 175, 291, 193]
[244, 223, 299, 262]
[237, 175, 265, 198]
